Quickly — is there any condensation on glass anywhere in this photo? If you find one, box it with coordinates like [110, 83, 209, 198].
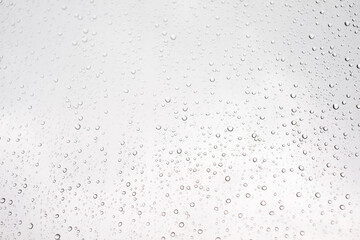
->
[0, 0, 359, 239]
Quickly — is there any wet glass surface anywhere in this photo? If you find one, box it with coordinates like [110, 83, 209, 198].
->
[0, 0, 360, 239]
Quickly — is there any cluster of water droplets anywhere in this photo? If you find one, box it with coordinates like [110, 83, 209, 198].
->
[0, 0, 360, 239]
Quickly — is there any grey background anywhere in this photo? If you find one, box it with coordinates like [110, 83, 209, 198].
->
[0, 0, 360, 239]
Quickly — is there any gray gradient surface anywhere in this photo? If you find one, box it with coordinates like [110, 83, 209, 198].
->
[1, 0, 360, 239]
